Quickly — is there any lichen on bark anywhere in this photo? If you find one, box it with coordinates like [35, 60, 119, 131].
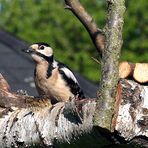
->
[94, 0, 126, 130]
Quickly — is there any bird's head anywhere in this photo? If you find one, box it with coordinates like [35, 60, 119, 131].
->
[22, 42, 53, 63]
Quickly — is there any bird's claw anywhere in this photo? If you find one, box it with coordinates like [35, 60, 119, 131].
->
[16, 89, 28, 96]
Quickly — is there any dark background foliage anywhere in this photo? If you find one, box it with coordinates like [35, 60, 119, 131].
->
[0, 0, 147, 82]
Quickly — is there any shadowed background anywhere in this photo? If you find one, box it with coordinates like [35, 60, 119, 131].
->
[0, 0, 147, 95]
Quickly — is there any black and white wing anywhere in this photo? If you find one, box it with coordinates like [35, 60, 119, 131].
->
[58, 63, 85, 99]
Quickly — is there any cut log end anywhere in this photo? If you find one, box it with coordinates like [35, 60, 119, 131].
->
[119, 61, 135, 78]
[119, 61, 148, 84]
[133, 63, 148, 83]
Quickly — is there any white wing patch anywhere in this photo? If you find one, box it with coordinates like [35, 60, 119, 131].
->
[60, 67, 78, 83]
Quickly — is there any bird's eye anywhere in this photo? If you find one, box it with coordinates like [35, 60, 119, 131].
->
[39, 46, 44, 50]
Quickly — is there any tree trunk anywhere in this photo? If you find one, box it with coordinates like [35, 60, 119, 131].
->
[94, 0, 125, 130]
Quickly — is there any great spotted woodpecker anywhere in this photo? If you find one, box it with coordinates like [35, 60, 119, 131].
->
[23, 43, 85, 104]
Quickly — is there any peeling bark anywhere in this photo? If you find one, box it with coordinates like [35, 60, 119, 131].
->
[0, 101, 96, 147]
[115, 79, 148, 140]
[0, 75, 96, 147]
[0, 75, 147, 147]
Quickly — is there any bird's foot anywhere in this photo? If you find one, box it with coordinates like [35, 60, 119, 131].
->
[64, 96, 85, 123]
[16, 89, 28, 96]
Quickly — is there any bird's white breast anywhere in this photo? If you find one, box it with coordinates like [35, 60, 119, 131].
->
[35, 63, 73, 102]
[47, 68, 73, 102]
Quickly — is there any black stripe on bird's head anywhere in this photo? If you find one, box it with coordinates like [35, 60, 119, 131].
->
[22, 43, 54, 63]
[36, 42, 50, 47]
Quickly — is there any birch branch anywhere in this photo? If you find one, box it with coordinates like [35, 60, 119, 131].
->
[115, 79, 148, 141]
[0, 74, 147, 147]
[0, 74, 96, 147]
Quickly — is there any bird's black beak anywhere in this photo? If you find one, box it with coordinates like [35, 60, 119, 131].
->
[22, 48, 35, 54]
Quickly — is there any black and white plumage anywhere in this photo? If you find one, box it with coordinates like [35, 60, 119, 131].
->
[23, 42, 85, 104]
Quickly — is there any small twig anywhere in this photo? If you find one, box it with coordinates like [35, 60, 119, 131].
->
[91, 57, 101, 65]
[64, 5, 72, 10]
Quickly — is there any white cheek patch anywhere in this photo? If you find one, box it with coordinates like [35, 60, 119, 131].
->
[38, 47, 53, 57]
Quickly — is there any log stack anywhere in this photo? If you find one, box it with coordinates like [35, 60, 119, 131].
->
[119, 61, 148, 83]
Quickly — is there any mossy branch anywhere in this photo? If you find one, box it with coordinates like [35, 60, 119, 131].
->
[64, 0, 126, 130]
